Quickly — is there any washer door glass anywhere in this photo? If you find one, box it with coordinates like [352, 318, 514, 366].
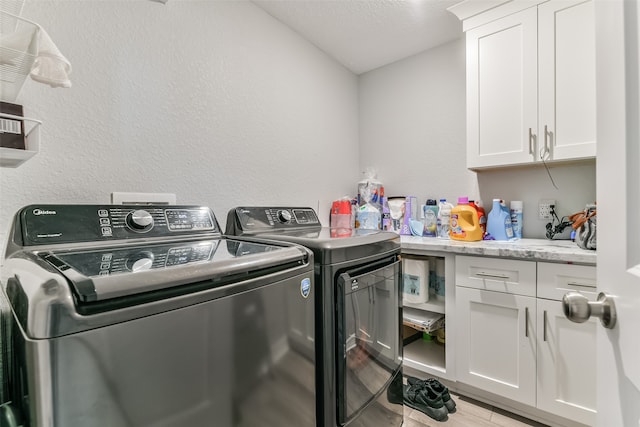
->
[336, 257, 401, 425]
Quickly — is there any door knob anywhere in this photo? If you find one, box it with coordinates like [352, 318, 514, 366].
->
[562, 291, 617, 329]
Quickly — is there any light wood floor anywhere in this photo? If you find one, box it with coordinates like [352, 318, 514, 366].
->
[403, 389, 549, 427]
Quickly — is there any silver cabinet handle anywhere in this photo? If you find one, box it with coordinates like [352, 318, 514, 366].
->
[566, 281, 595, 289]
[544, 124, 549, 151]
[562, 291, 617, 329]
[475, 272, 510, 280]
[543, 310, 547, 342]
[539, 125, 552, 161]
[525, 307, 529, 338]
[528, 127, 535, 155]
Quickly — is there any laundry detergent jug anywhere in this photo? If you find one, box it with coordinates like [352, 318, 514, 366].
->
[449, 197, 483, 241]
[486, 199, 515, 240]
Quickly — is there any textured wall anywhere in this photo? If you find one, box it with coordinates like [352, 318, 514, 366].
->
[358, 39, 478, 204]
[0, 0, 359, 249]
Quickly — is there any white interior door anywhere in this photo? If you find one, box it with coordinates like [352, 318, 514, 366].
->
[595, 2, 640, 426]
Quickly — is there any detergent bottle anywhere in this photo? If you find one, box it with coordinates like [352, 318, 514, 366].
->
[510, 200, 523, 239]
[469, 200, 486, 238]
[450, 197, 483, 241]
[422, 199, 439, 237]
[436, 199, 454, 239]
[486, 199, 515, 240]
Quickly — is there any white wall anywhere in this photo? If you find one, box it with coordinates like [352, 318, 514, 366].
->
[477, 161, 596, 239]
[0, 0, 359, 248]
[359, 38, 597, 239]
[358, 39, 477, 204]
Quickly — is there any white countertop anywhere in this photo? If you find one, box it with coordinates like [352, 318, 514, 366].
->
[400, 236, 597, 265]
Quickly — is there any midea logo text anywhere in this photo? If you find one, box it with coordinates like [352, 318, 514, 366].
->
[33, 209, 57, 216]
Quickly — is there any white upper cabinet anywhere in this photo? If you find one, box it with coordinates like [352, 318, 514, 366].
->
[462, 0, 596, 169]
[466, 8, 538, 168]
[538, 0, 596, 162]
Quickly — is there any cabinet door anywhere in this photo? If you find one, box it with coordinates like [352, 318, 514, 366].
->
[466, 7, 538, 169]
[537, 299, 597, 425]
[456, 286, 536, 406]
[538, 0, 596, 161]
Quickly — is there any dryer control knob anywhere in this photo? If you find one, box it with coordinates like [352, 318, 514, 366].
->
[127, 210, 154, 232]
[278, 210, 292, 223]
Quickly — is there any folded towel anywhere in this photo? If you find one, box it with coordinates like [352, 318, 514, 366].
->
[30, 27, 72, 88]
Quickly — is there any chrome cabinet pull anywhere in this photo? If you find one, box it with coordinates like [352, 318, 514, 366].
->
[475, 272, 509, 280]
[525, 307, 529, 338]
[544, 124, 549, 151]
[566, 281, 595, 289]
[528, 127, 535, 155]
[543, 310, 547, 342]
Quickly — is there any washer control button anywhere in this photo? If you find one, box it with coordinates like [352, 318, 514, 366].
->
[277, 210, 292, 223]
[125, 252, 154, 272]
[126, 210, 154, 232]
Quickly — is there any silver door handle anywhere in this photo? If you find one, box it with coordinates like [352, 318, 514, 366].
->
[562, 291, 617, 329]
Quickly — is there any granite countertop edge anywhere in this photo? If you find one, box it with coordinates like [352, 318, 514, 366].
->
[400, 236, 597, 266]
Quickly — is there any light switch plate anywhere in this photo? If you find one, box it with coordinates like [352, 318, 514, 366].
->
[111, 192, 176, 205]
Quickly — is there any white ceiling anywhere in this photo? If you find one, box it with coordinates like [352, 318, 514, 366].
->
[251, 0, 463, 75]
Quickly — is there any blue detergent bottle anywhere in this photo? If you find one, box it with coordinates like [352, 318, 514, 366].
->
[486, 199, 515, 240]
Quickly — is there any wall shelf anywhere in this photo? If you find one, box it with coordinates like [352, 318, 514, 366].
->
[0, 113, 41, 167]
[403, 299, 445, 315]
[1, 9, 39, 103]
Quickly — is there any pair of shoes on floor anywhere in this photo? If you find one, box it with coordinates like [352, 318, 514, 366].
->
[403, 376, 456, 422]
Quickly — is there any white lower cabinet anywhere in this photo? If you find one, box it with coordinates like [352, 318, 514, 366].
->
[536, 263, 597, 426]
[456, 286, 537, 406]
[455, 256, 597, 426]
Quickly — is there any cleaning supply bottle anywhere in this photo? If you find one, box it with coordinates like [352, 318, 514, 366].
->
[403, 257, 430, 303]
[381, 196, 391, 231]
[450, 197, 483, 241]
[486, 199, 515, 240]
[355, 202, 381, 230]
[422, 199, 439, 237]
[436, 199, 454, 239]
[501, 199, 516, 237]
[469, 200, 486, 238]
[510, 200, 523, 239]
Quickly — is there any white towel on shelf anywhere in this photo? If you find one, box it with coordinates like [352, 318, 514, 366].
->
[30, 27, 72, 88]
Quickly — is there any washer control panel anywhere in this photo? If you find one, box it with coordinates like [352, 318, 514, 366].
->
[43, 240, 218, 278]
[228, 206, 321, 234]
[19, 205, 219, 245]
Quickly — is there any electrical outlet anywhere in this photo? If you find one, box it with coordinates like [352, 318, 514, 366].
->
[539, 199, 556, 220]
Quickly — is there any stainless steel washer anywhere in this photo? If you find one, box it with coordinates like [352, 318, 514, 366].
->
[226, 207, 403, 427]
[0, 204, 316, 427]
